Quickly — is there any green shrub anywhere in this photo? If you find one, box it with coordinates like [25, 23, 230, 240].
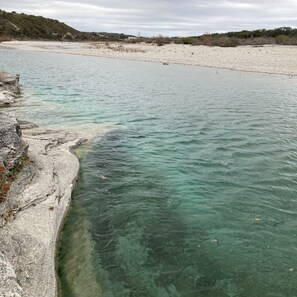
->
[276, 34, 291, 44]
[195, 35, 239, 47]
[181, 37, 196, 44]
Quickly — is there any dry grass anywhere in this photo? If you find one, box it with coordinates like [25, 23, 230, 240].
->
[0, 35, 12, 43]
[91, 42, 146, 53]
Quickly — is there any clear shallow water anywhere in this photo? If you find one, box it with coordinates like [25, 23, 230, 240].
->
[1, 50, 297, 296]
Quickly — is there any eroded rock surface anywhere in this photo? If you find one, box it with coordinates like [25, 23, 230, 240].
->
[0, 115, 28, 296]
[0, 73, 26, 296]
[0, 72, 85, 296]
[0, 251, 22, 297]
[0, 125, 85, 297]
[0, 73, 20, 106]
[0, 112, 28, 170]
[0, 112, 28, 206]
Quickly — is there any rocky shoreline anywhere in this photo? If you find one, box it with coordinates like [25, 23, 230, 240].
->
[0, 73, 85, 296]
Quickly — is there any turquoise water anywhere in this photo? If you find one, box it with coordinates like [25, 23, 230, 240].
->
[1, 50, 297, 296]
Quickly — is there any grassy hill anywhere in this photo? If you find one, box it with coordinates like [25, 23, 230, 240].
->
[0, 10, 132, 41]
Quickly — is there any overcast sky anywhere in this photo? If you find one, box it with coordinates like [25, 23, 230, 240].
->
[0, 0, 296, 36]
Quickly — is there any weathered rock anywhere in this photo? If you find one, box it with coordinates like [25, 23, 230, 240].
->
[0, 73, 20, 106]
[0, 126, 85, 297]
[0, 74, 24, 296]
[0, 73, 89, 297]
[0, 251, 22, 297]
[0, 114, 29, 297]
[0, 113, 28, 211]
[0, 112, 28, 173]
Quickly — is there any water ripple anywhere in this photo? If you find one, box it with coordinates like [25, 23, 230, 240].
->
[2, 50, 297, 297]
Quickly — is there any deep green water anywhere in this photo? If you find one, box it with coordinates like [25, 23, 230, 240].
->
[1, 50, 297, 296]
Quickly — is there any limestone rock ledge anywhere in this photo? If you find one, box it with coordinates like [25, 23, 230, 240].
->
[0, 113, 28, 297]
[0, 123, 85, 297]
[0, 73, 20, 106]
[0, 112, 28, 176]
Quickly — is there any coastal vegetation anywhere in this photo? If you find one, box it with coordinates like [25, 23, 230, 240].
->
[0, 9, 297, 47]
[130, 27, 297, 47]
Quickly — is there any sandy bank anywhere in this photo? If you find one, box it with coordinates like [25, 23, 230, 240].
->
[1, 40, 297, 76]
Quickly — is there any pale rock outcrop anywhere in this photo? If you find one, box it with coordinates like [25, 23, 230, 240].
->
[0, 112, 28, 172]
[0, 73, 20, 106]
[0, 125, 85, 297]
[0, 75, 27, 297]
[0, 72, 86, 297]
[0, 252, 22, 297]
[0, 73, 85, 297]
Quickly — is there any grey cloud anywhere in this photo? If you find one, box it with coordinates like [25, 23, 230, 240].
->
[0, 0, 296, 36]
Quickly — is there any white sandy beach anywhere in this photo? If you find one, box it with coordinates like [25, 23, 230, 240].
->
[1, 40, 297, 76]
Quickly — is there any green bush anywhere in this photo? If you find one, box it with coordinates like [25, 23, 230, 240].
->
[181, 37, 196, 44]
[195, 35, 239, 47]
[276, 34, 291, 44]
